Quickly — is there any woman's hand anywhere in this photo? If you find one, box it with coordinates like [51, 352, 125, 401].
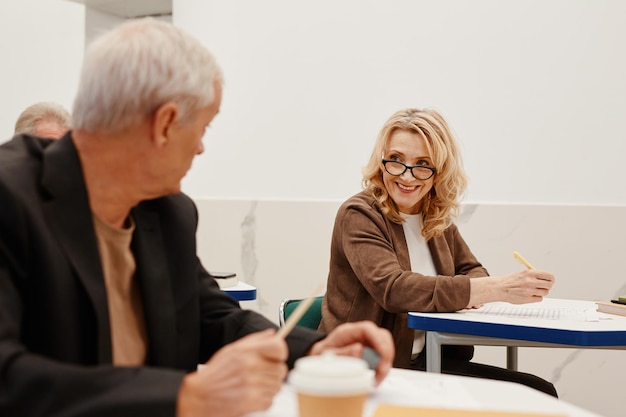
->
[467, 270, 555, 308]
[498, 269, 555, 304]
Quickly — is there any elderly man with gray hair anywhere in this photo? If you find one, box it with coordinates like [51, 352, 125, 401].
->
[0, 18, 394, 417]
[14, 101, 71, 139]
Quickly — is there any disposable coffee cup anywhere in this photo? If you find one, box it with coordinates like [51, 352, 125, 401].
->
[288, 353, 372, 417]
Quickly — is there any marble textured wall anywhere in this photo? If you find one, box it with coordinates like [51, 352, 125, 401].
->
[194, 198, 626, 417]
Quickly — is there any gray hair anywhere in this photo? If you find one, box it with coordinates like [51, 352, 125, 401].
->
[72, 18, 224, 134]
[14, 102, 71, 135]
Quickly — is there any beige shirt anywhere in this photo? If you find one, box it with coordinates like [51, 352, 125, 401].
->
[93, 214, 147, 366]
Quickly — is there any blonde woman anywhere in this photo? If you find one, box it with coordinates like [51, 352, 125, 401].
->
[319, 108, 557, 397]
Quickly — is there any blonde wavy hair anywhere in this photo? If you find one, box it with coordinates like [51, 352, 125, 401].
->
[362, 108, 467, 240]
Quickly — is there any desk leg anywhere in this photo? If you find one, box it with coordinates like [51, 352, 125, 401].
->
[506, 346, 518, 371]
[425, 332, 519, 373]
[425, 331, 442, 373]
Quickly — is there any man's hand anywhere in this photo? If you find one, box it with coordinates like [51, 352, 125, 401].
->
[177, 329, 287, 417]
[308, 321, 394, 385]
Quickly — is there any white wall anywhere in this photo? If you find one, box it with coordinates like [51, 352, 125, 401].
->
[0, 0, 84, 141]
[175, 0, 626, 205]
[84, 6, 125, 46]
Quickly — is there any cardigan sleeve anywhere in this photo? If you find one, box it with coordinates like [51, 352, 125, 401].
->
[336, 199, 485, 313]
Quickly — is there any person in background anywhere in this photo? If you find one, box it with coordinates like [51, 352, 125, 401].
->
[0, 19, 394, 417]
[14, 101, 71, 139]
[318, 107, 557, 397]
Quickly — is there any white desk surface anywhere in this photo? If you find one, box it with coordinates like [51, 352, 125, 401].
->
[408, 298, 626, 346]
[246, 367, 601, 417]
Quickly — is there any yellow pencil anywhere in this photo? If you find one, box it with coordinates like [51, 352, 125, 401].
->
[513, 251, 535, 270]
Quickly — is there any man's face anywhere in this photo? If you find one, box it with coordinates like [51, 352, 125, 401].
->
[159, 81, 222, 195]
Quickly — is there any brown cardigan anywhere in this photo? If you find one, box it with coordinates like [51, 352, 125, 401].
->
[319, 191, 488, 368]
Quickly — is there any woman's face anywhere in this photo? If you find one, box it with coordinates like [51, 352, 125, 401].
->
[382, 129, 435, 214]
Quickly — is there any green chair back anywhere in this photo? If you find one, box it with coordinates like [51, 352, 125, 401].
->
[278, 296, 324, 330]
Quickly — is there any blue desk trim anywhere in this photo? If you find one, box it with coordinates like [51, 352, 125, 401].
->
[224, 287, 257, 301]
[408, 314, 626, 346]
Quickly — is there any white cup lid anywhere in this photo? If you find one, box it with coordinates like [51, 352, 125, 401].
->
[288, 353, 373, 395]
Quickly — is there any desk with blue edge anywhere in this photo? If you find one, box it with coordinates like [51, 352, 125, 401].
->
[222, 281, 257, 301]
[407, 297, 626, 372]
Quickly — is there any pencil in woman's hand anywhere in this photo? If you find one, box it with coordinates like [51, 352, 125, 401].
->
[513, 251, 535, 270]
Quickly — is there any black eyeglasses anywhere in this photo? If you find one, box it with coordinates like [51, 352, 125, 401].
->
[382, 159, 436, 180]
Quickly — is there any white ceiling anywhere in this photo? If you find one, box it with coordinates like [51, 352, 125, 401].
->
[67, 0, 171, 18]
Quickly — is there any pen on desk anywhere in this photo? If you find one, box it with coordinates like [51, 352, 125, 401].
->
[276, 282, 324, 339]
[513, 251, 535, 270]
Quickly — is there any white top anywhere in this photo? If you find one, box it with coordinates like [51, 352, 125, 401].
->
[401, 214, 436, 276]
[401, 213, 436, 355]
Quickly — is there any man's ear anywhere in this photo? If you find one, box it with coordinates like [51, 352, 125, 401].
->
[152, 102, 178, 147]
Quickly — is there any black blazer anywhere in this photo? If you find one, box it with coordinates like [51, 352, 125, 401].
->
[0, 134, 322, 416]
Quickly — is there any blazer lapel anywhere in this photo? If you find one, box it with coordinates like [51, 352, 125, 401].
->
[40, 134, 113, 363]
[131, 206, 177, 366]
[389, 221, 412, 271]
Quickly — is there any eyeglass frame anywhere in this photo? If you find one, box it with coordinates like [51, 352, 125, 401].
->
[381, 159, 437, 180]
